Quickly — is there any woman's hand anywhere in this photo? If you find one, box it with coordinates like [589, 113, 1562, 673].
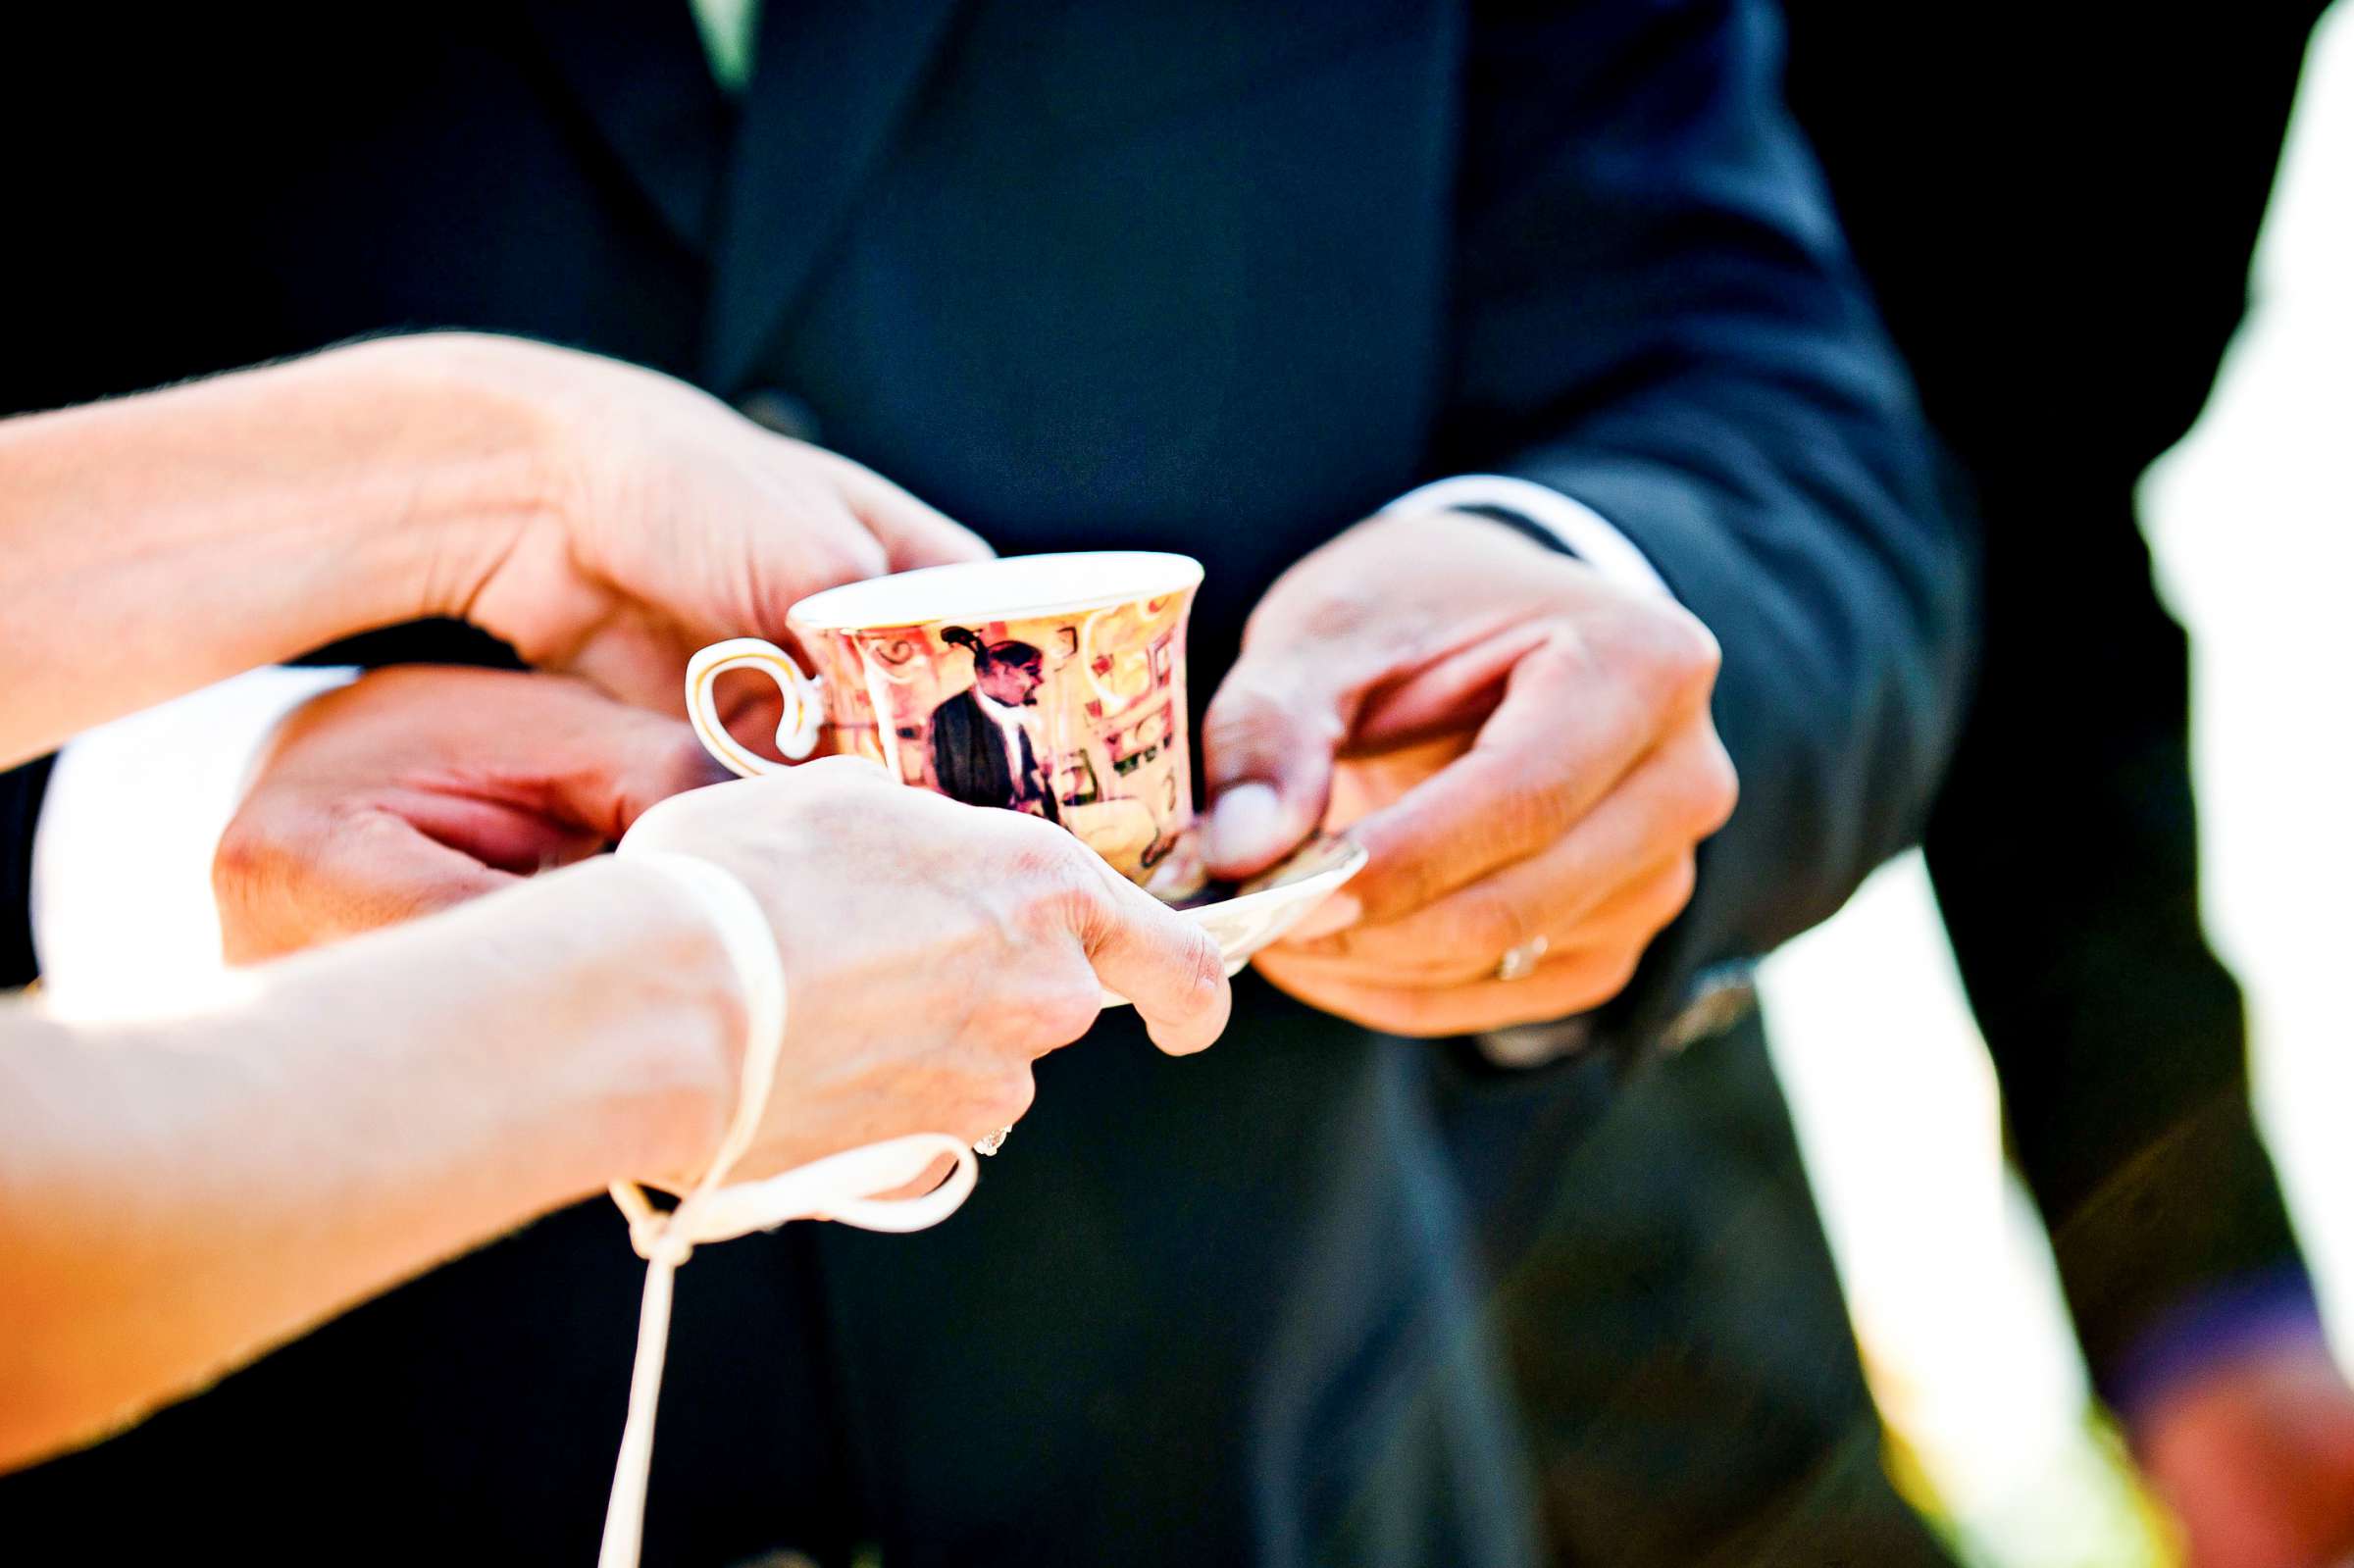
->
[0, 334, 992, 763]
[219, 671, 1232, 1181]
[373, 332, 994, 709]
[621, 758, 1233, 1178]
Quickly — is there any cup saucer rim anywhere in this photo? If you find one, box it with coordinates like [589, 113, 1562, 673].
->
[1173, 833, 1368, 920]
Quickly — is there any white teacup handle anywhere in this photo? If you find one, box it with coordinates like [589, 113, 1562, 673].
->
[686, 637, 827, 777]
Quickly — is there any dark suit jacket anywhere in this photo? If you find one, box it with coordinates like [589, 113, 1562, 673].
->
[1783, 0, 2329, 1406]
[0, 4, 1969, 1562]
[927, 688, 1057, 822]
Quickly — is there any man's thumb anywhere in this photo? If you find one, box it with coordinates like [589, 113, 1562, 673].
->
[1199, 647, 1359, 880]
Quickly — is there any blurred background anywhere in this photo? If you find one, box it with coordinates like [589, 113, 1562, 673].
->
[1765, 5, 2354, 1561]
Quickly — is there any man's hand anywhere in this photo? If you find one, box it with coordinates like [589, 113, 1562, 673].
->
[2135, 1335, 2354, 1568]
[378, 333, 994, 709]
[1202, 509, 1735, 1037]
[215, 667, 726, 963]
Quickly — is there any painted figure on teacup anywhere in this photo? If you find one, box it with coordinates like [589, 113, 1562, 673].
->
[927, 628, 1058, 821]
[800, 589, 1201, 894]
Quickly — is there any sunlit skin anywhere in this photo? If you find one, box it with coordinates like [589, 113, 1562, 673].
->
[0, 337, 1231, 1470]
[1203, 509, 1735, 1037]
[0, 331, 993, 766]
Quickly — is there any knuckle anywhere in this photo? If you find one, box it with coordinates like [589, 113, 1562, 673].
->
[1167, 930, 1230, 1019]
[1661, 608, 1722, 684]
[997, 967, 1103, 1051]
[1015, 853, 1111, 936]
[1484, 774, 1572, 859]
[1450, 892, 1530, 963]
[212, 825, 296, 957]
[1628, 606, 1720, 705]
[1698, 752, 1739, 833]
[1294, 588, 1378, 648]
[1202, 683, 1291, 761]
[1374, 850, 1448, 926]
[811, 523, 889, 585]
[211, 812, 279, 894]
[984, 805, 1083, 889]
[982, 1069, 1038, 1130]
[329, 800, 412, 860]
[215, 800, 389, 958]
[1663, 771, 1715, 837]
[1660, 853, 1700, 918]
[1204, 674, 1344, 775]
[1032, 986, 1105, 1051]
[1671, 734, 1740, 835]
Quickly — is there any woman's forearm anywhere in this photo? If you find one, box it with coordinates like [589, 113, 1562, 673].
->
[0, 335, 560, 765]
[0, 856, 737, 1470]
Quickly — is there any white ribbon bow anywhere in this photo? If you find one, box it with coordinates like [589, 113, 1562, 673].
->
[601, 849, 980, 1568]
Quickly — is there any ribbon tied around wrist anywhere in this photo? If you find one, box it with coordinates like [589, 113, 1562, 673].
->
[601, 847, 980, 1568]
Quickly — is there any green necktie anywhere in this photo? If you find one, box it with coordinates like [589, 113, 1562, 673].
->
[688, 0, 760, 96]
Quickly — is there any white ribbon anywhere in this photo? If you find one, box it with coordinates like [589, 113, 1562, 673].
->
[601, 849, 979, 1568]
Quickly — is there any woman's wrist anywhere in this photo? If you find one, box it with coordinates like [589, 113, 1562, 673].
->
[317, 332, 584, 632]
[284, 854, 750, 1206]
[0, 340, 570, 759]
[556, 856, 751, 1191]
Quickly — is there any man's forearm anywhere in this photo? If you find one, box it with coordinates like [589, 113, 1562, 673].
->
[0, 856, 735, 1470]
[0, 335, 562, 765]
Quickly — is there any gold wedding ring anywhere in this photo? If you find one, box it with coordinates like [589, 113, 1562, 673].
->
[1495, 936, 1549, 983]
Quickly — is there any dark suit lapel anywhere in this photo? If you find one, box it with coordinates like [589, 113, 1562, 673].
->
[1017, 726, 1058, 823]
[933, 691, 1012, 807]
[701, 0, 965, 393]
[518, 0, 732, 258]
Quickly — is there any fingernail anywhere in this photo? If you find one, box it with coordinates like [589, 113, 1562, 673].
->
[1284, 891, 1360, 941]
[1207, 782, 1285, 869]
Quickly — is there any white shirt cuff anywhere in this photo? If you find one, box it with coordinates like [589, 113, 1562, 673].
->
[1381, 475, 1673, 601]
[31, 665, 359, 1022]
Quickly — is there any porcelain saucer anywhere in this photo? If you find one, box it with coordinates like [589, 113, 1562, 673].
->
[1100, 834, 1368, 1007]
